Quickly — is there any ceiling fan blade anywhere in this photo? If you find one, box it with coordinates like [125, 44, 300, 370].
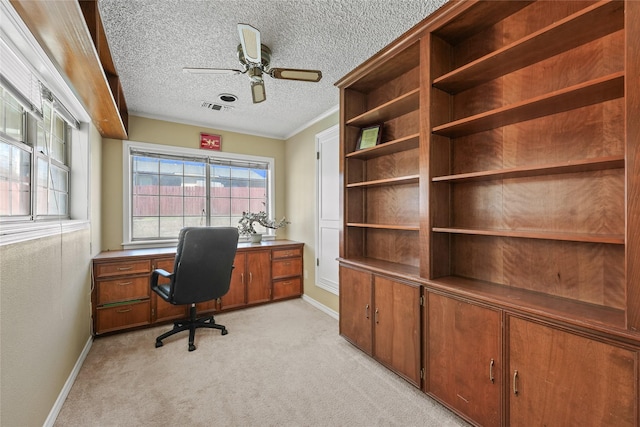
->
[182, 67, 242, 75]
[269, 68, 322, 82]
[251, 80, 266, 103]
[238, 24, 261, 64]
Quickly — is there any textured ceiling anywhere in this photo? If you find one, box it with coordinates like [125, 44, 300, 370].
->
[98, 0, 447, 139]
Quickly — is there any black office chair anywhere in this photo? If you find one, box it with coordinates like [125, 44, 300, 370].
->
[151, 227, 239, 351]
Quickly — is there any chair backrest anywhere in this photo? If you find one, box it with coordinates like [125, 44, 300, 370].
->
[170, 227, 239, 305]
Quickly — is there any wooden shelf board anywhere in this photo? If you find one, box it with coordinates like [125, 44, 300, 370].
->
[432, 156, 625, 183]
[347, 175, 419, 188]
[338, 257, 421, 281]
[433, 1, 624, 94]
[432, 227, 624, 245]
[348, 223, 420, 231]
[347, 133, 420, 159]
[346, 88, 420, 128]
[427, 275, 626, 332]
[346, 42, 420, 93]
[432, 72, 624, 138]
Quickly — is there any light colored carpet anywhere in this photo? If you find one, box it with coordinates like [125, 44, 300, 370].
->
[54, 299, 468, 426]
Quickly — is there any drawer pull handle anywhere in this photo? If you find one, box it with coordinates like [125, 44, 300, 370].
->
[116, 308, 132, 313]
[118, 281, 132, 286]
[489, 359, 495, 383]
[513, 370, 519, 395]
[117, 266, 133, 271]
[282, 281, 291, 285]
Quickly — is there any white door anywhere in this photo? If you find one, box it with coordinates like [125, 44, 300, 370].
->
[315, 125, 340, 294]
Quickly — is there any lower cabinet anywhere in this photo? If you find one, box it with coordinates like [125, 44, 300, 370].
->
[427, 292, 502, 426]
[339, 265, 422, 386]
[92, 241, 303, 335]
[508, 316, 637, 426]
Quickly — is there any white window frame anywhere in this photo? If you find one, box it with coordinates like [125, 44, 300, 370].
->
[0, 1, 91, 246]
[122, 140, 276, 249]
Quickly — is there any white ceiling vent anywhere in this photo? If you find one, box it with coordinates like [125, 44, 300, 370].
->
[201, 101, 234, 112]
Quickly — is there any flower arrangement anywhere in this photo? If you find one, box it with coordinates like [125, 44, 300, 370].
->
[237, 210, 290, 239]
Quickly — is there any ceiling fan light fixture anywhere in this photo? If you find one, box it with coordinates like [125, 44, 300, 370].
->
[251, 80, 266, 104]
[238, 23, 261, 64]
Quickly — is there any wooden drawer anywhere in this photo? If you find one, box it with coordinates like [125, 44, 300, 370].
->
[272, 247, 302, 259]
[94, 260, 151, 278]
[95, 300, 150, 334]
[272, 258, 302, 279]
[97, 276, 150, 305]
[273, 278, 302, 300]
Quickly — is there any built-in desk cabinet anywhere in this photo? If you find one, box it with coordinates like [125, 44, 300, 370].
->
[92, 240, 303, 335]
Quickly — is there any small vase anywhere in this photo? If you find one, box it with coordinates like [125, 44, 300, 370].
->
[250, 233, 263, 243]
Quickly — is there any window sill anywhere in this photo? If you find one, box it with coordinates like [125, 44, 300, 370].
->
[0, 220, 89, 246]
[122, 234, 277, 250]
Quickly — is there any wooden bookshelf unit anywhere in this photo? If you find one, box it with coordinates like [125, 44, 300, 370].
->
[337, 1, 639, 425]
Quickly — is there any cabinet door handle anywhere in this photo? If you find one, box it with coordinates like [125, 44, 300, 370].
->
[513, 370, 519, 395]
[249, 272, 253, 283]
[241, 273, 244, 284]
[489, 359, 495, 383]
[118, 281, 132, 286]
[374, 308, 379, 324]
[365, 304, 369, 319]
[116, 308, 132, 313]
[117, 266, 133, 271]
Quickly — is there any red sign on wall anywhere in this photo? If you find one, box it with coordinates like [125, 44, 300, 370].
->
[200, 133, 221, 151]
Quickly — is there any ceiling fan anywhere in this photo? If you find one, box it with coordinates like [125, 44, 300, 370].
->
[183, 24, 323, 104]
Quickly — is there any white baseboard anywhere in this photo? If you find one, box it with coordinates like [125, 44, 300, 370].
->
[302, 294, 339, 320]
[43, 336, 93, 427]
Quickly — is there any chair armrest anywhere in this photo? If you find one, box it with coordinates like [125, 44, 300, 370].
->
[150, 269, 174, 296]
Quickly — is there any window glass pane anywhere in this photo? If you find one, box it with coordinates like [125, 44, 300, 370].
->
[133, 156, 158, 173]
[159, 158, 182, 174]
[160, 196, 183, 216]
[50, 164, 68, 192]
[159, 216, 183, 238]
[159, 175, 183, 195]
[184, 196, 205, 216]
[5, 102, 23, 140]
[133, 195, 159, 216]
[230, 167, 249, 179]
[184, 161, 205, 176]
[132, 217, 158, 239]
[133, 173, 158, 195]
[37, 157, 48, 187]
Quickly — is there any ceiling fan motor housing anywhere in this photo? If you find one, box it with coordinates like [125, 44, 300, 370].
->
[237, 44, 271, 70]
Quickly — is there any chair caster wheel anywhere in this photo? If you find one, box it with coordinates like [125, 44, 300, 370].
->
[155, 341, 163, 348]
[221, 329, 228, 335]
[189, 344, 196, 351]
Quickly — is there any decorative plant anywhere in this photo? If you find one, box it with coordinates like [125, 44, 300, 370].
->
[238, 210, 290, 237]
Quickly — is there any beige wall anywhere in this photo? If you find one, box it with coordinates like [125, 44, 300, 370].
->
[0, 124, 100, 426]
[285, 112, 340, 313]
[101, 115, 287, 251]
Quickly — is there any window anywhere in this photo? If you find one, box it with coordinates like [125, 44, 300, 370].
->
[0, 87, 71, 220]
[124, 141, 275, 247]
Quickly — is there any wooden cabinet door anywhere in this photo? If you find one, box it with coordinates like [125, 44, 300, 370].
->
[428, 293, 501, 426]
[246, 250, 271, 304]
[509, 317, 637, 426]
[339, 266, 373, 354]
[221, 252, 247, 310]
[373, 276, 421, 386]
[152, 257, 187, 322]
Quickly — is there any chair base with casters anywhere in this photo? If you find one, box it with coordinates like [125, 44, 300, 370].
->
[155, 304, 228, 352]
